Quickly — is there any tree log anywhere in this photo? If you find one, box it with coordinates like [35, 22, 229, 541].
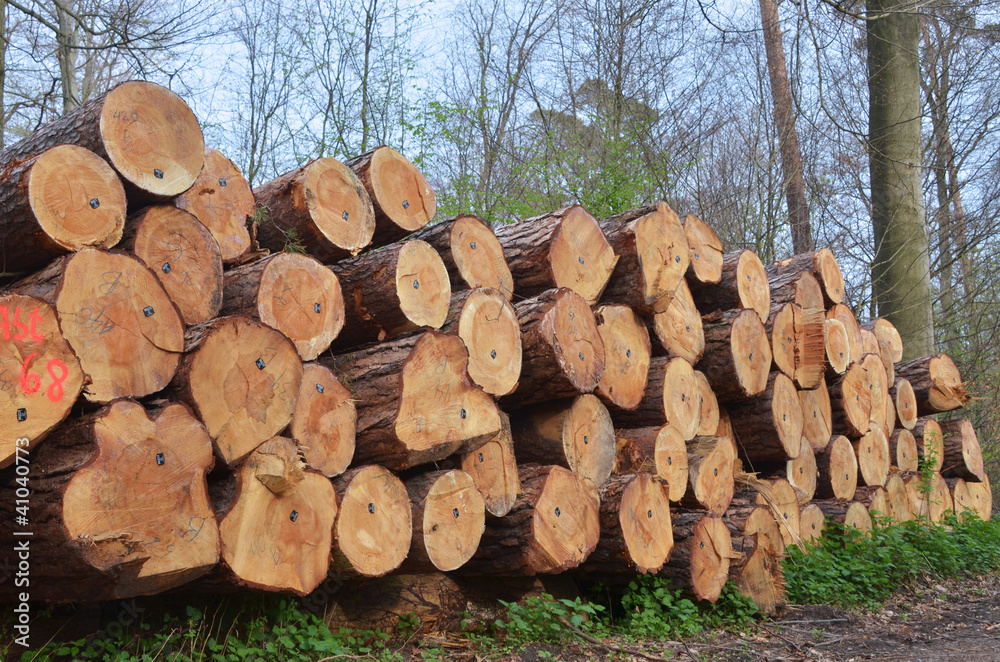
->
[813, 500, 873, 534]
[826, 304, 863, 367]
[829, 362, 870, 438]
[798, 504, 826, 546]
[173, 315, 303, 466]
[894, 353, 969, 415]
[815, 435, 858, 500]
[290, 363, 357, 478]
[690, 249, 770, 320]
[854, 427, 890, 487]
[662, 510, 735, 603]
[799, 378, 833, 451]
[444, 288, 521, 397]
[912, 418, 944, 472]
[679, 436, 736, 514]
[754, 436, 817, 504]
[612, 425, 688, 501]
[493, 205, 618, 305]
[330, 465, 412, 576]
[651, 279, 705, 364]
[502, 288, 605, 408]
[753, 478, 800, 548]
[728, 372, 803, 463]
[681, 214, 724, 285]
[967, 475, 993, 521]
[121, 205, 224, 326]
[862, 318, 903, 363]
[610, 356, 700, 436]
[594, 305, 651, 411]
[853, 485, 891, 525]
[950, 476, 992, 522]
[464, 465, 600, 575]
[0, 295, 85, 468]
[726, 521, 786, 615]
[409, 214, 514, 298]
[322, 330, 500, 470]
[694, 371, 721, 436]
[891, 378, 918, 430]
[599, 203, 689, 314]
[905, 472, 949, 523]
[5, 249, 185, 402]
[862, 353, 890, 438]
[0, 80, 204, 202]
[697, 309, 771, 402]
[173, 148, 255, 264]
[458, 410, 519, 517]
[767, 249, 845, 307]
[888, 429, 918, 473]
[511, 394, 615, 487]
[401, 470, 485, 573]
[824, 318, 851, 376]
[723, 501, 785, 559]
[939, 419, 985, 482]
[0, 400, 218, 602]
[0, 144, 126, 274]
[766, 269, 824, 310]
[767, 303, 824, 389]
[345, 146, 436, 245]
[221, 252, 344, 360]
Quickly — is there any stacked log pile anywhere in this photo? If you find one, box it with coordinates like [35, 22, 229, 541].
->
[0, 81, 992, 622]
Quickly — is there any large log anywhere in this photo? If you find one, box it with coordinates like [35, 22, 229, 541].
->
[580, 473, 674, 574]
[401, 470, 485, 573]
[651, 279, 704, 364]
[173, 148, 255, 264]
[0, 295, 85, 468]
[215, 437, 337, 595]
[854, 427, 890, 487]
[829, 362, 870, 438]
[331, 239, 450, 350]
[322, 330, 500, 470]
[861, 318, 903, 363]
[457, 410, 519, 517]
[409, 214, 514, 297]
[888, 429, 918, 473]
[502, 288, 605, 408]
[0, 80, 204, 201]
[172, 315, 303, 466]
[594, 305, 651, 411]
[599, 203, 690, 314]
[824, 317, 851, 376]
[815, 435, 858, 500]
[289, 363, 357, 478]
[939, 419, 985, 482]
[697, 309, 771, 402]
[5, 249, 185, 403]
[511, 394, 615, 487]
[690, 249, 770, 320]
[464, 465, 600, 575]
[679, 435, 736, 514]
[0, 400, 218, 602]
[330, 465, 412, 576]
[221, 252, 344, 361]
[253, 157, 375, 261]
[727, 372, 803, 463]
[799, 377, 833, 451]
[0, 144, 126, 274]
[681, 214, 724, 285]
[611, 356, 699, 437]
[890, 378, 918, 430]
[894, 353, 969, 415]
[612, 425, 688, 501]
[826, 304, 863, 367]
[766, 249, 845, 307]
[443, 288, 521, 397]
[120, 205, 224, 326]
[345, 146, 437, 245]
[912, 418, 945, 472]
[663, 510, 735, 603]
[493, 205, 618, 305]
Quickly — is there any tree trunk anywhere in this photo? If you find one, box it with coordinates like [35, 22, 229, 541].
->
[612, 425, 688, 502]
[0, 145, 126, 274]
[330, 465, 412, 577]
[766, 249, 844, 307]
[400, 470, 485, 573]
[894, 353, 969, 415]
[594, 305, 652, 411]
[728, 372, 803, 463]
[697, 309, 771, 402]
[444, 288, 521, 397]
[289, 363, 357, 478]
[815, 435, 858, 500]
[681, 213, 724, 285]
[345, 146, 437, 246]
[799, 377, 833, 451]
[690, 250, 771, 320]
[939, 419, 985, 482]
[408, 214, 514, 298]
[651, 279, 705, 364]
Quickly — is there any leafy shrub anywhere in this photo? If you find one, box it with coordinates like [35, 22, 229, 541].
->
[621, 577, 758, 639]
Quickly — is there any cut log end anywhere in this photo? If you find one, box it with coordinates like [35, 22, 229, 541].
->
[618, 474, 674, 573]
[549, 206, 618, 305]
[799, 504, 825, 547]
[360, 146, 437, 235]
[290, 363, 357, 478]
[689, 515, 733, 603]
[865, 318, 903, 363]
[831, 362, 870, 438]
[411, 470, 486, 572]
[889, 429, 918, 473]
[844, 502, 873, 534]
[449, 215, 514, 297]
[826, 305, 862, 367]
[695, 371, 721, 436]
[303, 157, 377, 254]
[940, 419, 985, 482]
[460, 411, 519, 518]
[893, 378, 918, 430]
[735, 250, 771, 320]
[529, 465, 601, 573]
[396, 239, 452, 330]
[595, 305, 651, 410]
[824, 318, 851, 375]
[814, 249, 845, 305]
[756, 479, 800, 548]
[652, 279, 705, 364]
[332, 466, 412, 577]
[817, 435, 858, 501]
[898, 353, 969, 414]
[250, 436, 305, 495]
[799, 379, 833, 451]
[913, 418, 945, 473]
[682, 213, 723, 284]
[854, 427, 889, 487]
[457, 289, 521, 397]
[654, 425, 690, 501]
[787, 437, 817, 503]
[631, 203, 690, 309]
[663, 357, 701, 439]
[687, 435, 736, 514]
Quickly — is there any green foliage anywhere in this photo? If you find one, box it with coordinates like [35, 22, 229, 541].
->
[490, 593, 607, 646]
[621, 577, 758, 639]
[784, 515, 1000, 609]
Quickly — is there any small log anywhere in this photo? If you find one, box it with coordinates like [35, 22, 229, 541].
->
[5, 249, 184, 403]
[253, 156, 375, 261]
[582, 473, 674, 574]
[894, 353, 969, 415]
[888, 429, 918, 473]
[409, 214, 514, 297]
[754, 478, 801, 549]
[939, 419, 985, 482]
[173, 315, 303, 466]
[290, 363, 357, 478]
[966, 475, 993, 521]
[651, 279, 705, 364]
[594, 305, 651, 411]
[854, 485, 891, 523]
[458, 410, 519, 517]
[511, 394, 615, 487]
[0, 295, 85, 468]
[728, 372, 803, 463]
[599, 202, 689, 314]
[502, 288, 605, 408]
[948, 477, 975, 520]
[767, 303, 797, 380]
[679, 435, 736, 514]
[813, 500, 873, 534]
[824, 318, 851, 376]
[724, 501, 785, 559]
[120, 205, 224, 326]
[767, 249, 845, 307]
[828, 362, 870, 438]
[826, 304, 863, 367]
[0, 80, 204, 201]
[695, 371, 721, 436]
[697, 309, 771, 402]
[853, 427, 889, 487]
[402, 470, 486, 573]
[815, 435, 858, 500]
[330, 465, 412, 576]
[443, 288, 522, 397]
[221, 252, 344, 361]
[664, 510, 735, 602]
[173, 148, 255, 264]
[754, 436, 816, 504]
[464, 464, 601, 575]
[767, 303, 824, 389]
[860, 328, 880, 357]
[861, 318, 903, 363]
[799, 378, 833, 451]
[912, 418, 945, 472]
[612, 425, 688, 501]
[690, 249, 771, 320]
[891, 378, 918, 430]
[905, 472, 950, 522]
[0, 400, 218, 602]
[879, 340, 896, 384]
[862, 353, 890, 438]
[493, 205, 618, 305]
[0, 144, 126, 273]
[726, 515, 786, 614]
[216, 438, 336, 595]
[799, 503, 826, 546]
[610, 356, 699, 437]
[346, 146, 437, 245]
[249, 436, 305, 495]
[681, 213, 724, 285]
[331, 239, 450, 350]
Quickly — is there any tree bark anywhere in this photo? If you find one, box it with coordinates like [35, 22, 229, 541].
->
[939, 419, 985, 482]
[612, 425, 688, 502]
[727, 372, 804, 463]
[894, 353, 969, 415]
[766, 249, 844, 307]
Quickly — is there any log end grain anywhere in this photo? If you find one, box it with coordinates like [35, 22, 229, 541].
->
[631, 202, 690, 310]
[396, 239, 451, 330]
[595, 305, 651, 410]
[449, 215, 514, 297]
[414, 470, 486, 572]
[735, 250, 771, 321]
[527, 466, 601, 574]
[695, 371, 721, 436]
[363, 146, 437, 236]
[818, 435, 858, 501]
[798, 503, 825, 546]
[893, 377, 920, 431]
[688, 514, 733, 602]
[682, 213, 723, 284]
[889, 428, 918, 473]
[332, 465, 412, 576]
[814, 248, 845, 306]
[826, 304, 862, 366]
[731, 310, 772, 398]
[618, 474, 674, 574]
[854, 427, 889, 487]
[549, 206, 618, 305]
[290, 363, 357, 478]
[824, 318, 851, 375]
[302, 157, 377, 254]
[663, 357, 701, 439]
[460, 411, 520, 518]
[652, 278, 705, 364]
[799, 379, 833, 451]
[940, 419, 985, 482]
[457, 288, 521, 397]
